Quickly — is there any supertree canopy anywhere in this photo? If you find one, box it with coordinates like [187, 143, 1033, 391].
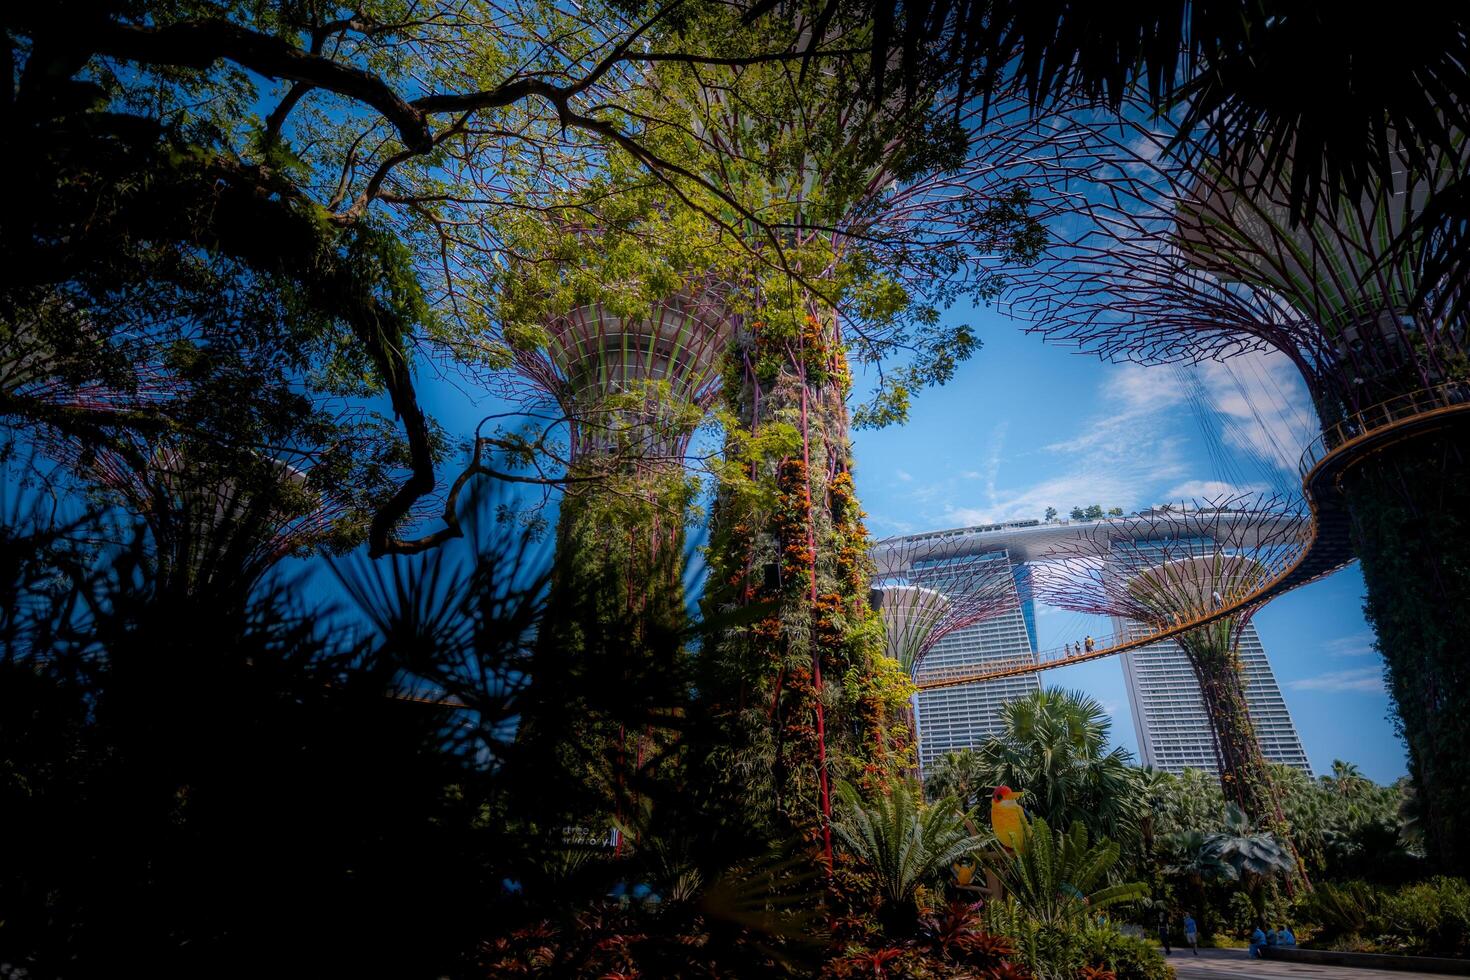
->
[1036, 497, 1308, 871]
[74, 434, 364, 603]
[508, 289, 732, 467]
[1, 315, 170, 441]
[1008, 116, 1467, 413]
[868, 535, 1027, 772]
[1007, 113, 1470, 871]
[869, 535, 1026, 678]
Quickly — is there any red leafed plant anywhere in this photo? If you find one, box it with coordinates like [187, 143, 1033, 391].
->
[919, 900, 1019, 967]
[827, 946, 909, 978]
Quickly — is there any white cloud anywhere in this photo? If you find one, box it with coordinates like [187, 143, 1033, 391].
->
[1321, 633, 1377, 659]
[1288, 667, 1384, 694]
[898, 357, 1315, 532]
[895, 469, 913, 482]
[1195, 351, 1320, 476]
[933, 365, 1188, 526]
[1044, 366, 1186, 456]
[1163, 479, 1269, 501]
[868, 515, 920, 535]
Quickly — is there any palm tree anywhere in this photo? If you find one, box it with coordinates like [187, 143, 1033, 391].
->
[1325, 760, 1369, 799]
[923, 749, 987, 809]
[1164, 830, 1238, 935]
[832, 780, 988, 934]
[1205, 804, 1298, 916]
[971, 689, 1146, 849]
[987, 816, 1147, 926]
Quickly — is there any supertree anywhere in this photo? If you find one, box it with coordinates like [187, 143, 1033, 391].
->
[504, 285, 732, 590]
[492, 261, 735, 834]
[1034, 496, 1309, 873]
[1, 313, 176, 452]
[622, 24, 1094, 861]
[1006, 113, 1470, 869]
[868, 534, 1028, 772]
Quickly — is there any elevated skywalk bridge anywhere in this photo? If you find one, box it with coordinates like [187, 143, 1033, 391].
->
[914, 382, 1470, 691]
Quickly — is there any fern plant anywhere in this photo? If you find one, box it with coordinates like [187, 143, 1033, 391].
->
[988, 816, 1147, 926]
[832, 779, 987, 933]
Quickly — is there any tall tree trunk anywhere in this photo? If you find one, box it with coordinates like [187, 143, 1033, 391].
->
[517, 462, 694, 832]
[704, 304, 898, 861]
[1345, 432, 1470, 876]
[1181, 625, 1307, 886]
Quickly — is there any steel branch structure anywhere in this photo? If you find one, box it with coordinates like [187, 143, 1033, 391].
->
[2, 319, 172, 420]
[1033, 495, 1307, 630]
[505, 287, 733, 468]
[1004, 114, 1468, 424]
[71, 434, 357, 597]
[868, 534, 1025, 677]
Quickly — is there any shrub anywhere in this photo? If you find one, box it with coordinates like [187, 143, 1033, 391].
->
[987, 817, 1148, 926]
[984, 901, 1169, 980]
[832, 780, 987, 935]
[1294, 877, 1470, 959]
[1373, 877, 1470, 958]
[1072, 925, 1173, 980]
[1294, 880, 1380, 941]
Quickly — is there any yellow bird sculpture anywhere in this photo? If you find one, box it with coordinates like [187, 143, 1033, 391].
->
[990, 785, 1028, 854]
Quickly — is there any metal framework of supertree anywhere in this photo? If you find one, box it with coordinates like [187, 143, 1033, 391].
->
[868, 535, 1026, 678]
[501, 286, 734, 472]
[868, 534, 1026, 774]
[2, 319, 172, 428]
[65, 433, 359, 600]
[1003, 112, 1467, 424]
[1034, 495, 1308, 869]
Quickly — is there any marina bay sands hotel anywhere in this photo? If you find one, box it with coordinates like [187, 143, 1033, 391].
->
[884, 516, 1311, 775]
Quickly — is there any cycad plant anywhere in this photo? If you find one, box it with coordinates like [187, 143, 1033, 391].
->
[988, 816, 1147, 926]
[969, 689, 1146, 850]
[833, 779, 988, 934]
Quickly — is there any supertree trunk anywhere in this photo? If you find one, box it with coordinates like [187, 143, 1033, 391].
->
[706, 304, 896, 864]
[1183, 626, 1309, 892]
[1179, 628, 1283, 816]
[1344, 433, 1470, 874]
[516, 460, 696, 834]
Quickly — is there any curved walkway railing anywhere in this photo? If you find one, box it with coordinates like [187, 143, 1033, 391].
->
[915, 381, 1470, 691]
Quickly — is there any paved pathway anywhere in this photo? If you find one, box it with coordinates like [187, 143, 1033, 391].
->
[1161, 947, 1446, 979]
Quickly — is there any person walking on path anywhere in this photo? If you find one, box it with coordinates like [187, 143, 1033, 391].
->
[1157, 909, 1172, 955]
[1183, 912, 1199, 955]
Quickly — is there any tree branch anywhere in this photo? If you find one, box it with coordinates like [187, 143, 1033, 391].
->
[78, 17, 432, 151]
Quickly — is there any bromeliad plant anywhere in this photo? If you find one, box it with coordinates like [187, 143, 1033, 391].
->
[987, 816, 1147, 926]
[832, 779, 988, 934]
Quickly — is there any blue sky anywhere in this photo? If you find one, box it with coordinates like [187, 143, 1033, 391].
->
[847, 306, 1408, 783]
